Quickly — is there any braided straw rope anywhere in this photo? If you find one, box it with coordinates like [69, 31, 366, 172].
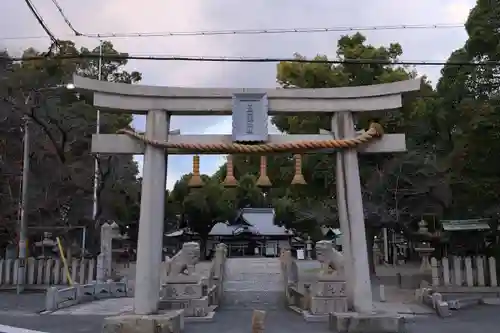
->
[116, 123, 384, 154]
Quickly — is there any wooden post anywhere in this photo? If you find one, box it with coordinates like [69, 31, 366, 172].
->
[251, 310, 266, 333]
[442, 257, 450, 286]
[430, 257, 439, 286]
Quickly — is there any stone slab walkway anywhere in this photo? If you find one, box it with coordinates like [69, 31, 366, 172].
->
[223, 258, 284, 310]
[47, 296, 433, 318]
[4, 307, 500, 333]
[49, 298, 133, 316]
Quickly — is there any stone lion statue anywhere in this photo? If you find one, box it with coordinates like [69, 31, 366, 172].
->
[215, 243, 228, 258]
[165, 242, 200, 276]
[209, 243, 227, 280]
[315, 240, 344, 277]
[280, 248, 293, 283]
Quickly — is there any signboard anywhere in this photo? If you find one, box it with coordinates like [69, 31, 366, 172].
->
[232, 93, 269, 142]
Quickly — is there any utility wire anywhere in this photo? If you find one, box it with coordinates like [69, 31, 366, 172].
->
[0, 23, 465, 41]
[49, 0, 82, 36]
[81, 23, 466, 39]
[22, 0, 58, 45]
[2, 53, 500, 67]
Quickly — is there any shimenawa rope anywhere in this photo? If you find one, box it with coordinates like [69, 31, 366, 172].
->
[116, 123, 384, 154]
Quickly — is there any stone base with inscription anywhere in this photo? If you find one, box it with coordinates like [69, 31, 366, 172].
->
[302, 277, 349, 322]
[101, 310, 184, 333]
[310, 296, 348, 315]
[329, 312, 406, 333]
[159, 296, 210, 317]
[159, 281, 212, 319]
[161, 282, 205, 300]
[310, 279, 348, 315]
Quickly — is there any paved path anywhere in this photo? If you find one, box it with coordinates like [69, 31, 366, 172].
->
[223, 258, 284, 310]
[2, 259, 500, 332]
[2, 306, 500, 333]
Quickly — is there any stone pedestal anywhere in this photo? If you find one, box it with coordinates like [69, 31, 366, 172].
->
[159, 281, 211, 317]
[415, 247, 434, 272]
[102, 310, 184, 333]
[310, 280, 348, 315]
[98, 223, 114, 282]
[329, 312, 405, 333]
[309, 278, 348, 316]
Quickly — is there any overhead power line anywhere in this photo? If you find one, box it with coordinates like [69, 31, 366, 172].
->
[78, 23, 466, 39]
[49, 0, 82, 36]
[0, 23, 465, 41]
[22, 0, 58, 45]
[2, 53, 499, 67]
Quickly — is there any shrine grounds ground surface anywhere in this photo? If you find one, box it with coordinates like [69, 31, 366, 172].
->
[1, 293, 500, 333]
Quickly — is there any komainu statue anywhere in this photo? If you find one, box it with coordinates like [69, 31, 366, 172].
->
[315, 240, 344, 277]
[280, 248, 293, 284]
[209, 243, 228, 280]
[165, 242, 200, 277]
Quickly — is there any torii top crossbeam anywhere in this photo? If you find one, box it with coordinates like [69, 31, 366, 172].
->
[72, 75, 421, 155]
[73, 75, 420, 115]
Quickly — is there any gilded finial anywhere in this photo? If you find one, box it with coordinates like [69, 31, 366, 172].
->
[291, 154, 307, 185]
[256, 155, 272, 188]
[222, 155, 238, 187]
[188, 155, 204, 188]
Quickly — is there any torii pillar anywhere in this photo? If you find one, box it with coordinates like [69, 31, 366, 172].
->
[334, 112, 374, 313]
[134, 109, 170, 314]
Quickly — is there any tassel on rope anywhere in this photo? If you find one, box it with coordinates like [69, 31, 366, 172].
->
[188, 155, 204, 188]
[291, 154, 307, 185]
[222, 155, 238, 187]
[256, 156, 272, 188]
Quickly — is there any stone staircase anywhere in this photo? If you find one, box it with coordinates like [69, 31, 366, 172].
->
[222, 258, 284, 310]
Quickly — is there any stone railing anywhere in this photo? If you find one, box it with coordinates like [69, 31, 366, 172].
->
[430, 256, 498, 289]
[44, 279, 129, 312]
[0, 257, 97, 288]
[281, 241, 348, 321]
[158, 242, 227, 318]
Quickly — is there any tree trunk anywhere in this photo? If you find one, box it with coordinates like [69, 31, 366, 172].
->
[199, 235, 208, 261]
[365, 225, 376, 276]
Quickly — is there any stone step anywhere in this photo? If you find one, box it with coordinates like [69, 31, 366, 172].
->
[222, 290, 285, 310]
[222, 258, 285, 309]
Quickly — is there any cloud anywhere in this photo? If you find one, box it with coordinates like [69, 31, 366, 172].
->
[1, 0, 476, 189]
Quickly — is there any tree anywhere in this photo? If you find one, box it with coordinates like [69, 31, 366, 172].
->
[168, 174, 235, 257]
[0, 41, 141, 252]
[431, 0, 500, 218]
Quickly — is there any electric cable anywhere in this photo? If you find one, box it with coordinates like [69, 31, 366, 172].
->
[49, 0, 82, 36]
[0, 23, 465, 41]
[1, 53, 498, 67]
[23, 0, 58, 43]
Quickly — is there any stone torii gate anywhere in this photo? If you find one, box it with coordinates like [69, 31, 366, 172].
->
[73, 75, 420, 315]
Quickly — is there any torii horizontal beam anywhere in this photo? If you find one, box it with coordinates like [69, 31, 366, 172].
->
[73, 75, 421, 115]
[91, 133, 406, 154]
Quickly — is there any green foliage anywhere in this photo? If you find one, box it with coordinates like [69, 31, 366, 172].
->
[270, 33, 450, 231]
[0, 40, 141, 250]
[166, 3, 500, 246]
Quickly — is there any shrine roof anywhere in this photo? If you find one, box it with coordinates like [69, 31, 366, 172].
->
[209, 208, 291, 236]
[441, 219, 492, 231]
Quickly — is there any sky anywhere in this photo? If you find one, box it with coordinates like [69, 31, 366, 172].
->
[1, 0, 475, 189]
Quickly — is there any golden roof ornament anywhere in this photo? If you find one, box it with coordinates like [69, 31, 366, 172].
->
[256, 155, 272, 188]
[222, 155, 238, 187]
[291, 154, 307, 185]
[187, 155, 204, 188]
